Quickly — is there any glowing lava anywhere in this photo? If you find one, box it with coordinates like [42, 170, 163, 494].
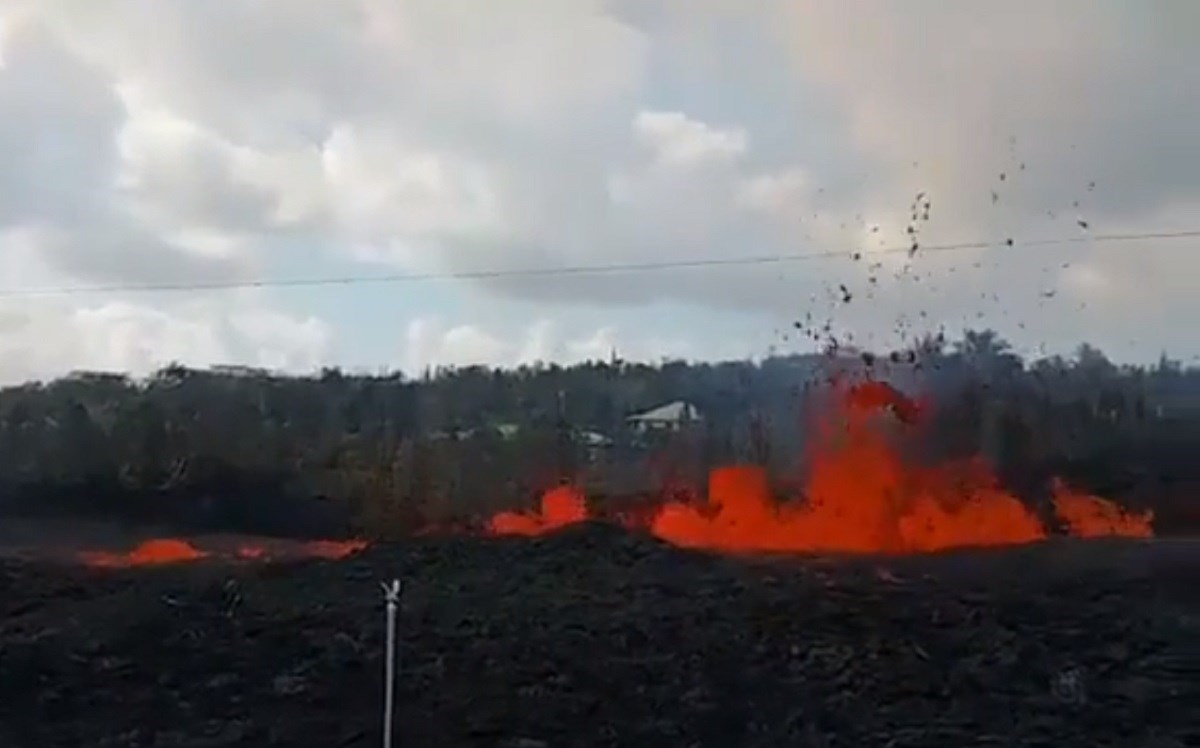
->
[489, 380, 1155, 553]
[487, 485, 589, 536]
[651, 381, 1049, 553]
[651, 462, 1049, 553]
[78, 537, 369, 567]
[75, 381, 1155, 563]
[1051, 480, 1154, 538]
[80, 538, 209, 568]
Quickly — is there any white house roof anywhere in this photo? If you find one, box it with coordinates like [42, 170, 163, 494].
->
[627, 400, 702, 423]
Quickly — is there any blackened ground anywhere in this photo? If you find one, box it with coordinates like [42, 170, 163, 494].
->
[0, 526, 1196, 748]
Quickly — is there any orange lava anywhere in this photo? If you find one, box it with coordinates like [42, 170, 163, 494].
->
[487, 485, 589, 536]
[488, 380, 1155, 553]
[651, 462, 1048, 553]
[72, 381, 1154, 563]
[1051, 480, 1154, 538]
[843, 379, 926, 424]
[78, 537, 369, 567]
[80, 538, 208, 568]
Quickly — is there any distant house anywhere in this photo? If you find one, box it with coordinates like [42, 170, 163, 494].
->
[626, 401, 703, 433]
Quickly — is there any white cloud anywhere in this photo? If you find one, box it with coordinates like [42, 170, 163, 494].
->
[735, 169, 810, 216]
[113, 89, 275, 255]
[633, 110, 748, 168]
[317, 124, 509, 255]
[0, 0, 1197, 383]
[0, 295, 331, 385]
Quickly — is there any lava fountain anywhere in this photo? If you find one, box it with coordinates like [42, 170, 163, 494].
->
[490, 381, 1154, 553]
[487, 485, 589, 536]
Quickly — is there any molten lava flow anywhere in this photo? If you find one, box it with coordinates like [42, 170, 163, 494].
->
[843, 379, 925, 424]
[78, 537, 369, 567]
[1051, 480, 1155, 538]
[488, 485, 589, 536]
[650, 462, 1048, 554]
[481, 379, 1156, 553]
[650, 383, 1047, 553]
[80, 538, 208, 568]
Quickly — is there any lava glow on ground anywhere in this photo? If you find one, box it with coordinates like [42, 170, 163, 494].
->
[77, 538, 369, 568]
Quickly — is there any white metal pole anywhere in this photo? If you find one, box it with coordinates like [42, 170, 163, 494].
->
[381, 579, 402, 748]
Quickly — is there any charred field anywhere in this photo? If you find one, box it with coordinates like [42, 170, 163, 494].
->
[1, 524, 1196, 748]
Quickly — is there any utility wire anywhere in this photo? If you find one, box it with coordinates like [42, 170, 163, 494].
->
[1, 228, 1197, 299]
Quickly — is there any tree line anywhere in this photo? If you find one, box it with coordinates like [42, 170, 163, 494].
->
[0, 329, 1196, 538]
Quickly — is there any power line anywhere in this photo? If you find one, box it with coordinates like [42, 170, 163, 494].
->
[2, 228, 1198, 299]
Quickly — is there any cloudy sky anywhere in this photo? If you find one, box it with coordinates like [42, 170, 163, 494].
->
[0, 0, 1196, 383]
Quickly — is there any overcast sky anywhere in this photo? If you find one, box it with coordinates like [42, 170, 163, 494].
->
[0, 0, 1197, 383]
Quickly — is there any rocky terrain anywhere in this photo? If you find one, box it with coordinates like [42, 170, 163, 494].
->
[1, 525, 1196, 747]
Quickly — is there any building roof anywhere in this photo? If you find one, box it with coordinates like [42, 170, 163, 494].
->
[627, 400, 702, 423]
